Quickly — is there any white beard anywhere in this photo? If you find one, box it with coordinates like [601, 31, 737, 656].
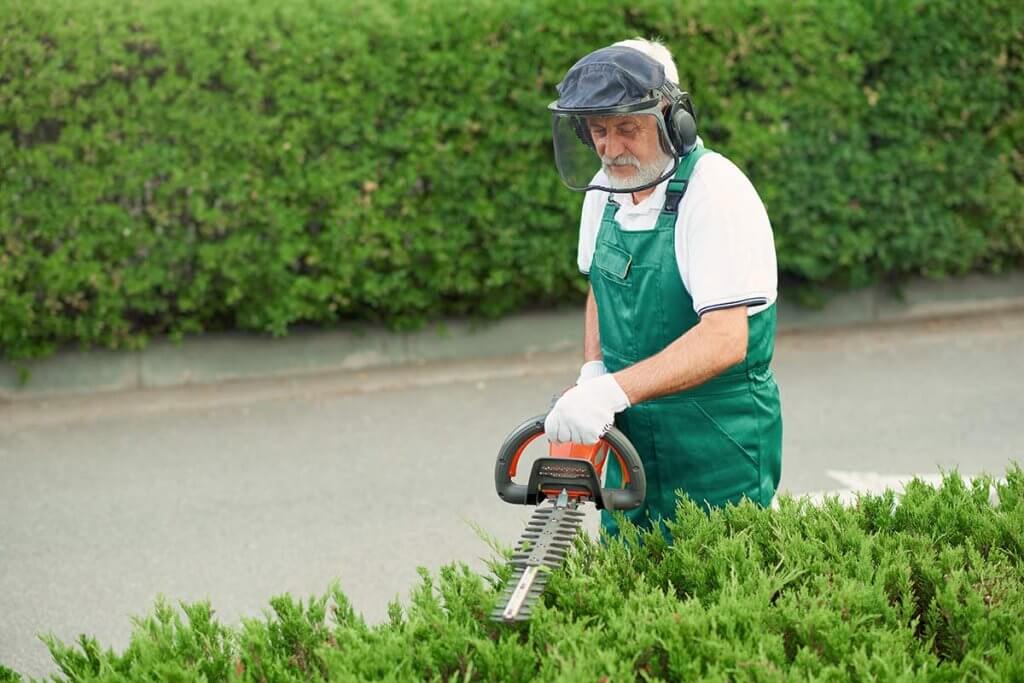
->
[602, 152, 673, 191]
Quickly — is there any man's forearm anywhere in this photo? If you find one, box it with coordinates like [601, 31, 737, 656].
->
[584, 285, 602, 362]
[614, 307, 748, 405]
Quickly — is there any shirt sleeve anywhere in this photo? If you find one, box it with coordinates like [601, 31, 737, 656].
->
[577, 189, 605, 275]
[677, 154, 778, 316]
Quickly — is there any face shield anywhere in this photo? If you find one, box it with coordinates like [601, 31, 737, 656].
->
[550, 100, 679, 194]
[549, 45, 683, 194]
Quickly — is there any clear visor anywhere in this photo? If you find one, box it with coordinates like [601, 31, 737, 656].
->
[551, 109, 679, 193]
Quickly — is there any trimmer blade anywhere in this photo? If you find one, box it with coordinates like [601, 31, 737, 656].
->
[491, 492, 586, 622]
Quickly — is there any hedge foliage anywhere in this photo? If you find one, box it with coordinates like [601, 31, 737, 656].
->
[2, 0, 1022, 359]
[3, 469, 1023, 681]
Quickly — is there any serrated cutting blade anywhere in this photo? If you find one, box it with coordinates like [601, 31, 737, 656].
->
[491, 490, 586, 622]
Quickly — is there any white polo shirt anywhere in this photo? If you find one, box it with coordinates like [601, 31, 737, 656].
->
[577, 143, 778, 317]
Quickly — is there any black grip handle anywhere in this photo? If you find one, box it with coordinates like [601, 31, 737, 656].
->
[493, 414, 646, 511]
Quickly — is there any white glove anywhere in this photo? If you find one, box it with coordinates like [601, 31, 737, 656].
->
[545, 373, 631, 445]
[576, 360, 607, 384]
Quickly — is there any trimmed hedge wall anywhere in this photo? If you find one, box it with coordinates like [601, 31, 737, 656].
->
[2, 0, 1022, 359]
[4, 470, 1024, 680]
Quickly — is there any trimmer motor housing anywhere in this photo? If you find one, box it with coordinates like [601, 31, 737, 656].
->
[525, 457, 603, 507]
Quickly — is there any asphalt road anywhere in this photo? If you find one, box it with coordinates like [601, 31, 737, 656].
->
[2, 312, 1023, 678]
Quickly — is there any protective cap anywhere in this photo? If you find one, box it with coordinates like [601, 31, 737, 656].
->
[552, 46, 667, 113]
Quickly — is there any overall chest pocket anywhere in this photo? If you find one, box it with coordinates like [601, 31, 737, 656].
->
[594, 242, 633, 286]
[592, 239, 666, 362]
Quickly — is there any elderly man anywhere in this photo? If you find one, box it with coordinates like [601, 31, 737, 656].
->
[544, 39, 783, 537]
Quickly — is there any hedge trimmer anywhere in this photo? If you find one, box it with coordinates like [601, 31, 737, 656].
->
[491, 414, 646, 622]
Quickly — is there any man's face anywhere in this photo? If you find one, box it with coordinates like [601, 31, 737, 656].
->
[586, 114, 670, 190]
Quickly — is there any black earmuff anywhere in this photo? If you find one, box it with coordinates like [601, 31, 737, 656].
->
[664, 89, 698, 154]
[572, 116, 594, 149]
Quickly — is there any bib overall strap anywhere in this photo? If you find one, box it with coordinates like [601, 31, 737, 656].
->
[655, 146, 709, 229]
[601, 194, 619, 223]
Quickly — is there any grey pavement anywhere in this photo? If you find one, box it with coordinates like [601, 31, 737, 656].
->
[2, 311, 1024, 678]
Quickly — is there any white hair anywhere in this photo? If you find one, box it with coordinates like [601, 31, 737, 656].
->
[612, 37, 679, 85]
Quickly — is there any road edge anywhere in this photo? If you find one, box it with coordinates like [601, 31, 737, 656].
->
[2, 272, 1023, 400]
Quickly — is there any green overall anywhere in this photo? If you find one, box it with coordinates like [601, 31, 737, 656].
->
[593, 146, 783, 538]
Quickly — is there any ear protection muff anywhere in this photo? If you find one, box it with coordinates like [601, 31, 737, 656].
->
[572, 116, 594, 149]
[662, 87, 698, 154]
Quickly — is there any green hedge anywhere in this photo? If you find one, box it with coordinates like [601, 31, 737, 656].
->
[2, 0, 1022, 359]
[4, 469, 1024, 681]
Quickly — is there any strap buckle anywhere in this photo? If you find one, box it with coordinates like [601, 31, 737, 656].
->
[663, 180, 688, 213]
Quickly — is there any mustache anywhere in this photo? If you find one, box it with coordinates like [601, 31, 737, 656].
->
[601, 153, 641, 168]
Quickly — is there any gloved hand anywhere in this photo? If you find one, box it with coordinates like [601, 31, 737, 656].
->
[576, 359, 607, 384]
[545, 373, 630, 444]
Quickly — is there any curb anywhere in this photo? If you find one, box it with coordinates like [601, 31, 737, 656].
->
[2, 272, 1023, 400]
